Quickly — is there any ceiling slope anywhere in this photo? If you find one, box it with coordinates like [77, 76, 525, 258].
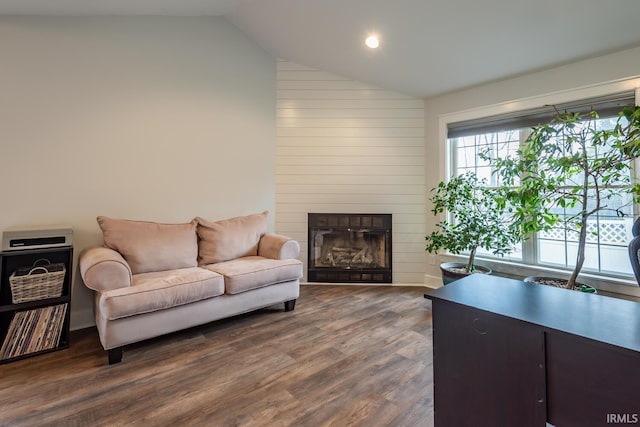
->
[2, 0, 640, 97]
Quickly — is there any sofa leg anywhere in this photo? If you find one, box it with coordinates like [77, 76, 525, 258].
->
[284, 299, 296, 312]
[108, 348, 123, 365]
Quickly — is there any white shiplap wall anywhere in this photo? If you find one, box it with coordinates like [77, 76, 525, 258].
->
[276, 59, 426, 284]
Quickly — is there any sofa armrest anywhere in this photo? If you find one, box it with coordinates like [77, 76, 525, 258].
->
[79, 247, 132, 293]
[258, 233, 300, 260]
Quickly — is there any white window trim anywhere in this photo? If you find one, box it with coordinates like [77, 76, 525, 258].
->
[436, 77, 640, 299]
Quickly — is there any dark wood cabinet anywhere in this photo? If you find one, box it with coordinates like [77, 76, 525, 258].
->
[431, 300, 546, 426]
[425, 274, 640, 427]
[0, 246, 72, 364]
[545, 331, 640, 426]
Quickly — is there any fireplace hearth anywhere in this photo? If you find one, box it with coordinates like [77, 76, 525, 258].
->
[308, 213, 392, 283]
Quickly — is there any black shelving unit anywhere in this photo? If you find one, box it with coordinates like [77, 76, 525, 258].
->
[0, 246, 72, 364]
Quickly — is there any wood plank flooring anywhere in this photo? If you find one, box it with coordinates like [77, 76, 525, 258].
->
[0, 285, 434, 427]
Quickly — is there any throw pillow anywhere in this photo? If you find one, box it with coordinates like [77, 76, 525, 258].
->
[97, 216, 198, 275]
[196, 211, 268, 265]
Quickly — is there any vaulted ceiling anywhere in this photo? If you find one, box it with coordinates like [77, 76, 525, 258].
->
[2, 0, 640, 97]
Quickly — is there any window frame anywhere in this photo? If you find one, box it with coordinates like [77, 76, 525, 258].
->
[437, 79, 640, 298]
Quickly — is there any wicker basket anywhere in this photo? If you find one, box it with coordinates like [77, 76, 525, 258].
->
[9, 260, 65, 303]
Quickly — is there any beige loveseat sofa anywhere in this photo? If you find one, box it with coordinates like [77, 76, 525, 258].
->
[79, 211, 302, 364]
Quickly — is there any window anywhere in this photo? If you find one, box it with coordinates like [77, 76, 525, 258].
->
[450, 129, 524, 262]
[446, 92, 637, 279]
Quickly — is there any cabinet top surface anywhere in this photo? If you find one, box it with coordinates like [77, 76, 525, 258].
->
[425, 274, 640, 352]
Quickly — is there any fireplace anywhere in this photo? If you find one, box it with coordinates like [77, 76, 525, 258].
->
[308, 213, 392, 283]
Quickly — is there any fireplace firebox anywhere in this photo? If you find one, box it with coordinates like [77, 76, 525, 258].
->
[308, 213, 392, 283]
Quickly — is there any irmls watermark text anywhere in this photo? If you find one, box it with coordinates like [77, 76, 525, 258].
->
[607, 413, 639, 424]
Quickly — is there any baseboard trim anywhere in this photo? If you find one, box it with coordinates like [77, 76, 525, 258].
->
[423, 274, 443, 290]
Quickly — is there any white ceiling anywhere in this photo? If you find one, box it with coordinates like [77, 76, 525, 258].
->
[2, 0, 640, 98]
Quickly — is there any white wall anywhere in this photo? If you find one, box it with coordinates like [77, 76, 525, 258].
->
[0, 17, 276, 329]
[423, 45, 640, 283]
[276, 60, 426, 284]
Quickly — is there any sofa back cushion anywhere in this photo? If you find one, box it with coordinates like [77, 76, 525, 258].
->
[97, 216, 198, 275]
[196, 211, 268, 265]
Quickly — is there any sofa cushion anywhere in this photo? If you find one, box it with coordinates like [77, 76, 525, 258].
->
[203, 256, 303, 295]
[97, 216, 198, 275]
[98, 267, 224, 320]
[196, 211, 268, 265]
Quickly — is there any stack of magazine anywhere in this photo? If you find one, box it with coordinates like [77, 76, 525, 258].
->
[0, 303, 68, 360]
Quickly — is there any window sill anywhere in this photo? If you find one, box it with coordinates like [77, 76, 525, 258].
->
[439, 254, 640, 301]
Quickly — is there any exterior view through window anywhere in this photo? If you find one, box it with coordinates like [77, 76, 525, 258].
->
[448, 115, 635, 277]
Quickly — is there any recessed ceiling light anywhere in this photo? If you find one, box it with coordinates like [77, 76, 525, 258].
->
[365, 35, 379, 49]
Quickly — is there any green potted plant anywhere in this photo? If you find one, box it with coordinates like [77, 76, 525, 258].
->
[425, 171, 522, 284]
[488, 105, 640, 291]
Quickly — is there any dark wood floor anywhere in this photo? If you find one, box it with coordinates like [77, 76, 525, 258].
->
[0, 285, 434, 427]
